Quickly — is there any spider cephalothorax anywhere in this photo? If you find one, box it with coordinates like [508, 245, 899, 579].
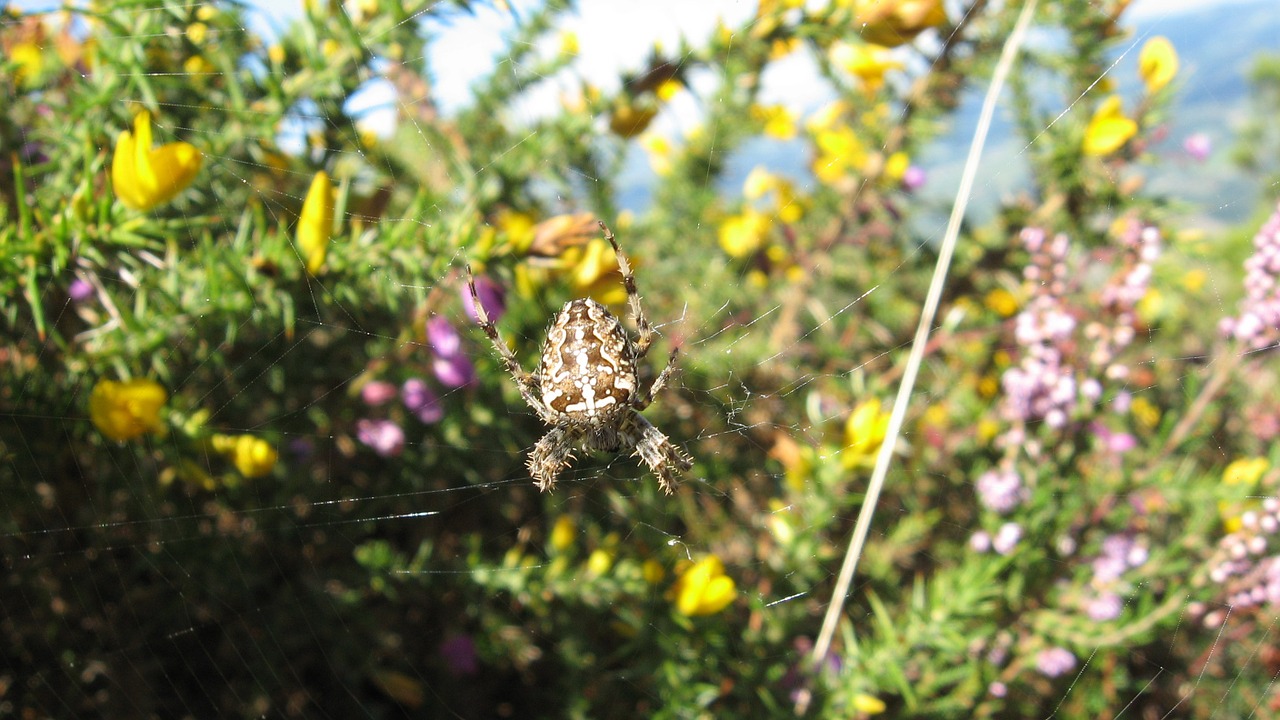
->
[466, 221, 692, 493]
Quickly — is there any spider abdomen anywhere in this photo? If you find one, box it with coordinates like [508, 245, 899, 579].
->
[539, 298, 638, 422]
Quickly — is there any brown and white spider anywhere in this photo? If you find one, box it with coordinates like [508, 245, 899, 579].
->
[465, 221, 692, 494]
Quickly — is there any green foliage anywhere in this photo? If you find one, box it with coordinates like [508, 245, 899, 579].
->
[2, 0, 1279, 717]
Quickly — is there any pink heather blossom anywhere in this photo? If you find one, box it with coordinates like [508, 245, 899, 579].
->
[402, 378, 443, 424]
[427, 315, 463, 358]
[360, 380, 398, 406]
[993, 523, 1022, 555]
[901, 165, 927, 192]
[356, 418, 405, 457]
[1222, 201, 1280, 349]
[433, 354, 476, 388]
[69, 279, 94, 301]
[1035, 647, 1077, 678]
[975, 468, 1026, 513]
[1182, 132, 1211, 162]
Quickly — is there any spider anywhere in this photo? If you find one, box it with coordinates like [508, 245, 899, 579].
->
[465, 221, 692, 494]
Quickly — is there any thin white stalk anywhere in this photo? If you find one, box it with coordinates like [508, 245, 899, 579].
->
[795, 0, 1040, 713]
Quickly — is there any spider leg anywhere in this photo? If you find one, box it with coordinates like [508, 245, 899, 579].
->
[636, 346, 680, 411]
[528, 426, 578, 492]
[465, 265, 552, 422]
[620, 411, 691, 494]
[599, 220, 653, 360]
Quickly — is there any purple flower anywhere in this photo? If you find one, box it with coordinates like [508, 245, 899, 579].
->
[970, 531, 992, 553]
[356, 418, 405, 457]
[69, 279, 94, 302]
[361, 380, 398, 406]
[427, 315, 463, 358]
[433, 354, 476, 389]
[461, 274, 507, 324]
[1035, 647, 1077, 678]
[439, 635, 479, 676]
[988, 681, 1007, 698]
[1091, 423, 1137, 454]
[1222, 201, 1280, 349]
[976, 468, 1026, 514]
[1085, 591, 1123, 621]
[1182, 132, 1211, 162]
[402, 378, 443, 424]
[993, 522, 1022, 555]
[901, 165, 927, 192]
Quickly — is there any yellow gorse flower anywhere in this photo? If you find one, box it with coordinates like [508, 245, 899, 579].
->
[209, 434, 279, 479]
[89, 378, 167, 442]
[830, 42, 903, 92]
[549, 515, 576, 552]
[112, 110, 203, 211]
[297, 171, 335, 274]
[1138, 36, 1177, 94]
[670, 555, 737, 616]
[1224, 457, 1269, 487]
[854, 0, 947, 47]
[842, 398, 891, 469]
[719, 209, 772, 259]
[1082, 95, 1137, 157]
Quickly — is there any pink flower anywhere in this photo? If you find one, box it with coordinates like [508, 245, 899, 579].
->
[402, 378, 443, 424]
[901, 165, 927, 192]
[69, 279, 94, 301]
[361, 380, 398, 406]
[1182, 132, 1211, 162]
[1035, 647, 1076, 678]
[356, 418, 404, 457]
[433, 355, 475, 389]
[426, 315, 463, 358]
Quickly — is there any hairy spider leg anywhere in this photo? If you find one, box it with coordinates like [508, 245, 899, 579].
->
[599, 220, 652, 359]
[465, 264, 553, 423]
[620, 411, 692, 494]
[527, 425, 578, 492]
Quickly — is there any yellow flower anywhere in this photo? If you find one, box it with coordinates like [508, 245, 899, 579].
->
[297, 171, 334, 274]
[1224, 457, 1269, 486]
[642, 559, 666, 584]
[853, 693, 887, 714]
[842, 398, 891, 469]
[719, 210, 772, 258]
[569, 238, 629, 306]
[655, 78, 682, 102]
[1129, 396, 1160, 430]
[549, 515, 576, 552]
[830, 42, 902, 92]
[766, 499, 796, 545]
[112, 110, 202, 211]
[1082, 95, 1137, 157]
[585, 548, 614, 577]
[883, 150, 909, 182]
[670, 555, 737, 616]
[812, 125, 867, 185]
[984, 288, 1019, 317]
[89, 378, 167, 442]
[854, 0, 947, 47]
[642, 134, 675, 176]
[769, 36, 800, 60]
[186, 21, 209, 44]
[226, 435, 278, 478]
[750, 104, 798, 140]
[496, 209, 538, 253]
[559, 30, 579, 57]
[609, 100, 658, 138]
[10, 40, 44, 87]
[1138, 36, 1177, 94]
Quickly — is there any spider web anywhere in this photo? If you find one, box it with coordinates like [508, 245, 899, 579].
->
[3, 0, 1279, 717]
